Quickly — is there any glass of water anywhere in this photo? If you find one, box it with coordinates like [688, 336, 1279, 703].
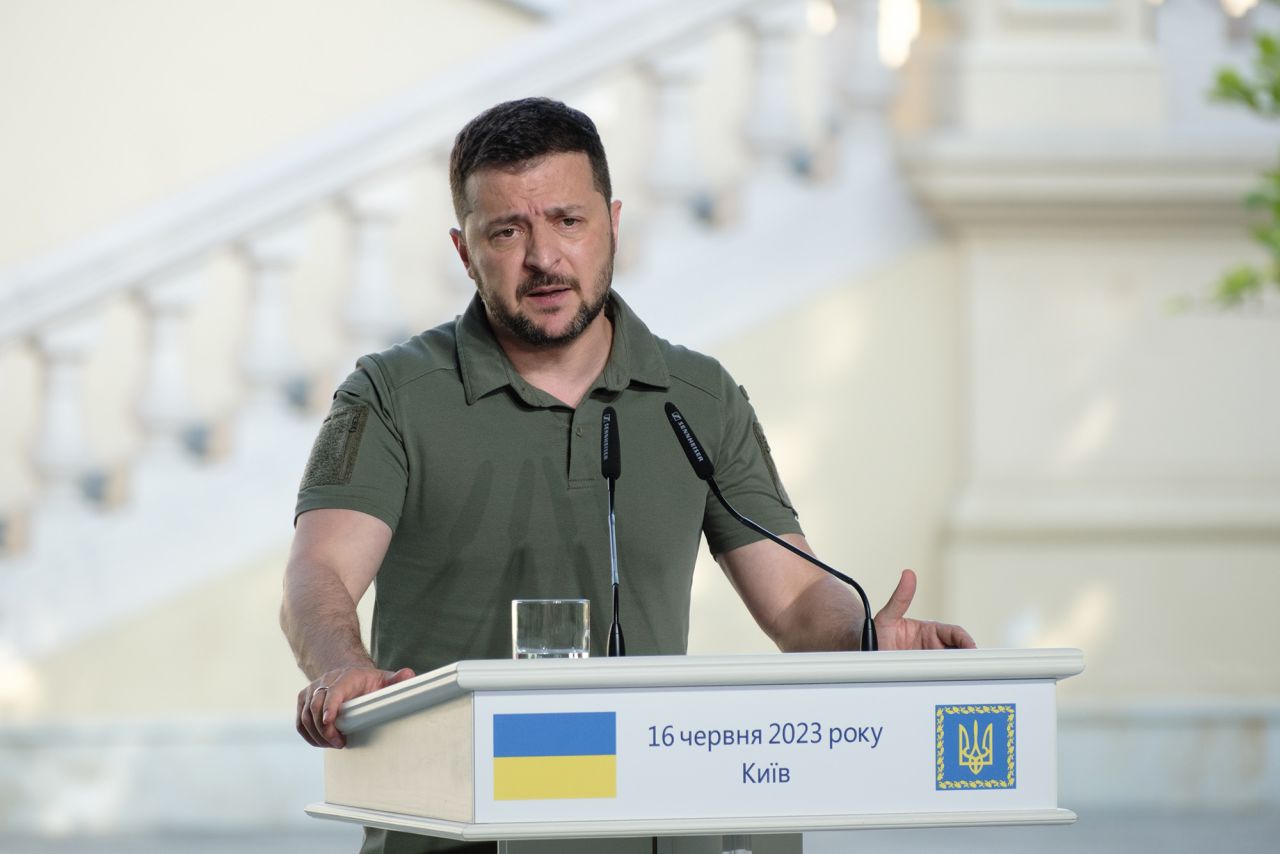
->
[511, 598, 590, 659]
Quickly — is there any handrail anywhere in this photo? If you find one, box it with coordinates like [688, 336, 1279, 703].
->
[0, 0, 783, 344]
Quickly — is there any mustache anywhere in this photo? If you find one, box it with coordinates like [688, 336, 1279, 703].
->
[517, 272, 578, 298]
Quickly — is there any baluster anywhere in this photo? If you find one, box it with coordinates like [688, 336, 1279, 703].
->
[340, 171, 414, 357]
[32, 316, 100, 505]
[136, 268, 203, 459]
[1, 343, 37, 554]
[238, 220, 307, 411]
[832, 0, 895, 134]
[742, 1, 810, 175]
[643, 39, 716, 225]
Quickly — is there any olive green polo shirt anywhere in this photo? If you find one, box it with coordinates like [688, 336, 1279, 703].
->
[296, 290, 801, 675]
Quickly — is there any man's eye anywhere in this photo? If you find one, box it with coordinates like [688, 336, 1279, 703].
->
[561, 218, 580, 228]
[493, 227, 516, 240]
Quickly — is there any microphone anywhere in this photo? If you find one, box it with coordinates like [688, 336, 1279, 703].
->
[662, 402, 879, 652]
[601, 406, 625, 657]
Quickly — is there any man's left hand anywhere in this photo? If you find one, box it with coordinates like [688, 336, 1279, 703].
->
[874, 568, 976, 650]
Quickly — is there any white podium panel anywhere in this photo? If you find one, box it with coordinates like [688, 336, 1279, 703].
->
[473, 680, 1053, 825]
[307, 649, 1083, 843]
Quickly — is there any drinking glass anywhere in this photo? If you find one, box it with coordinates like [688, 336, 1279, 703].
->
[511, 598, 590, 659]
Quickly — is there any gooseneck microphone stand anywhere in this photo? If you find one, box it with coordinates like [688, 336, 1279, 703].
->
[601, 406, 625, 656]
[664, 402, 878, 652]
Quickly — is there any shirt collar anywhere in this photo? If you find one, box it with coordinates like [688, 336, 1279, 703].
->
[456, 290, 671, 406]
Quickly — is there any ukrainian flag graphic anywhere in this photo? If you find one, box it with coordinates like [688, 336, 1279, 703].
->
[492, 712, 617, 801]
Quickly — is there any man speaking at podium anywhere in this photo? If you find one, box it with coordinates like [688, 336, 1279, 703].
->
[281, 98, 973, 853]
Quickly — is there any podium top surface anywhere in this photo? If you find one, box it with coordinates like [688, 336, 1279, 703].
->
[338, 648, 1083, 735]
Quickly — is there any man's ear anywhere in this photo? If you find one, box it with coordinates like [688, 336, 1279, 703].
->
[610, 199, 622, 248]
[449, 228, 475, 280]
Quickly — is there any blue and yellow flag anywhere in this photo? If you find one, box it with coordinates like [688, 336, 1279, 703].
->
[492, 712, 617, 800]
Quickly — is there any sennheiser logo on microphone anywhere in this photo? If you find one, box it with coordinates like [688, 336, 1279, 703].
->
[670, 412, 705, 464]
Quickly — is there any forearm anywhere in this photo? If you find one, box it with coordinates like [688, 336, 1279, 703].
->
[769, 573, 864, 652]
[281, 560, 374, 681]
[718, 534, 866, 653]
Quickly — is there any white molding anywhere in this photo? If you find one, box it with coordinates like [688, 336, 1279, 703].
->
[1061, 697, 1280, 722]
[491, 0, 574, 18]
[948, 479, 1280, 540]
[999, 0, 1126, 29]
[902, 131, 1278, 232]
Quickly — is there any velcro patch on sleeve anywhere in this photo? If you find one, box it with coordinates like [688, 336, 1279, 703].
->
[300, 404, 370, 489]
[752, 419, 795, 513]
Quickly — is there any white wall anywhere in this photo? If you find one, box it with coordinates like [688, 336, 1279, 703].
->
[689, 245, 963, 652]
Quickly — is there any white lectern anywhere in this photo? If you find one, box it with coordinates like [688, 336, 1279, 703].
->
[307, 649, 1083, 853]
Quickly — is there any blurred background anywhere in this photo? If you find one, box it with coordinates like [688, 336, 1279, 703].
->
[1, 0, 1278, 851]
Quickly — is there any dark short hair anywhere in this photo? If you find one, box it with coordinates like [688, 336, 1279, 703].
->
[448, 97, 613, 223]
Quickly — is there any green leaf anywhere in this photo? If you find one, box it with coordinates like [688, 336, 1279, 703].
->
[1211, 68, 1260, 111]
[1207, 14, 1280, 311]
[1214, 265, 1264, 308]
[1267, 79, 1280, 116]
[1257, 33, 1280, 62]
[1250, 223, 1280, 256]
[1243, 189, 1272, 210]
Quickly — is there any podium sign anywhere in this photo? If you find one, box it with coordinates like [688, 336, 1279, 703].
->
[475, 681, 1049, 823]
[308, 649, 1082, 843]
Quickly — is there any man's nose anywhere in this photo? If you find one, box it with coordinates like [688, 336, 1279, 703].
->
[523, 223, 562, 273]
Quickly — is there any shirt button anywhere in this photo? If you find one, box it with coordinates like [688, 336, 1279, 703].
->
[575, 427, 583, 437]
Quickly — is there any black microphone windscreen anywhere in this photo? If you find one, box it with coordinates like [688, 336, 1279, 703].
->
[664, 402, 715, 481]
[601, 406, 621, 480]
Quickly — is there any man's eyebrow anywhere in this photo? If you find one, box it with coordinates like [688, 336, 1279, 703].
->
[480, 204, 589, 229]
[482, 212, 528, 229]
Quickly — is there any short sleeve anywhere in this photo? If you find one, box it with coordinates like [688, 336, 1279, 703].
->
[294, 356, 409, 531]
[701, 378, 803, 556]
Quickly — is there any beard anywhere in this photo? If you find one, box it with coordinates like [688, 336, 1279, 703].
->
[478, 245, 615, 349]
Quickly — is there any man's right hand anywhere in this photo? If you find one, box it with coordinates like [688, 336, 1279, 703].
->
[296, 664, 416, 748]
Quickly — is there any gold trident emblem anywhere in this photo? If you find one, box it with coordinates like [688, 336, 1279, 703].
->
[957, 720, 993, 775]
